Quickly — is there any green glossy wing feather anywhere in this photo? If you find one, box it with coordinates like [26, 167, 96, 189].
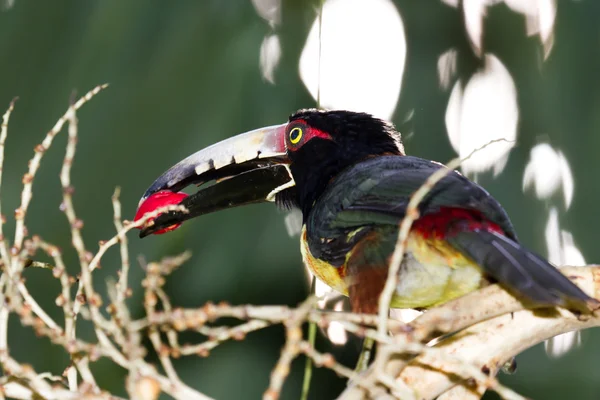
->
[309, 156, 516, 239]
[307, 155, 515, 265]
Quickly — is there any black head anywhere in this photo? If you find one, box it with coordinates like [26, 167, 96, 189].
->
[277, 109, 404, 217]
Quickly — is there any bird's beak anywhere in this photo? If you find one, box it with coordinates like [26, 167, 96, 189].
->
[137, 123, 293, 237]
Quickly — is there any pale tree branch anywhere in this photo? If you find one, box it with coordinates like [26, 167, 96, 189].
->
[339, 265, 600, 399]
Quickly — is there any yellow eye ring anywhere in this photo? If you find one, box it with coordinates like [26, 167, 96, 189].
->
[289, 127, 303, 144]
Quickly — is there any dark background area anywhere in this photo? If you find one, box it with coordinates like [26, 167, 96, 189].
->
[0, 1, 599, 398]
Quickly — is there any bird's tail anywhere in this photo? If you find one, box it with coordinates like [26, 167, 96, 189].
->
[446, 229, 598, 311]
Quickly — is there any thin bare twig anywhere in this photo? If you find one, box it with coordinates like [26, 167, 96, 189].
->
[143, 254, 191, 386]
[180, 319, 270, 356]
[264, 297, 316, 400]
[112, 188, 131, 315]
[13, 84, 108, 253]
[0, 98, 16, 269]
[72, 203, 188, 325]
[377, 139, 514, 335]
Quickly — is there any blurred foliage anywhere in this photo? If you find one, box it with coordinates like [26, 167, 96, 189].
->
[0, 1, 599, 399]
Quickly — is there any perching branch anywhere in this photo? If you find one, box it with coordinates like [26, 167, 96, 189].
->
[339, 266, 600, 400]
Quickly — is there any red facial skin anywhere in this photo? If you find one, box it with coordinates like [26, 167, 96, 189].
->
[134, 191, 188, 234]
[285, 119, 332, 152]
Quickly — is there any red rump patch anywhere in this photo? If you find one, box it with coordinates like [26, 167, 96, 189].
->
[413, 207, 503, 240]
[134, 191, 188, 234]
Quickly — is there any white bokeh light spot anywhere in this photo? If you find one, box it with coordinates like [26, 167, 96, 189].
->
[504, 0, 556, 58]
[260, 34, 281, 85]
[445, 53, 518, 175]
[389, 308, 422, 324]
[251, 0, 281, 26]
[545, 330, 581, 358]
[457, 0, 555, 58]
[558, 151, 574, 209]
[560, 231, 586, 267]
[284, 209, 303, 237]
[440, 0, 460, 7]
[522, 143, 574, 208]
[462, 0, 497, 56]
[327, 301, 348, 345]
[1, 0, 14, 11]
[544, 207, 586, 268]
[544, 207, 586, 357]
[545, 207, 561, 266]
[437, 48, 458, 90]
[299, 0, 406, 120]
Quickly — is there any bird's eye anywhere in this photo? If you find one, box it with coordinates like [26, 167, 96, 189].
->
[289, 127, 303, 144]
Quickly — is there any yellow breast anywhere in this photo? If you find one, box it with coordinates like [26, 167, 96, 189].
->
[300, 226, 348, 295]
[389, 233, 483, 308]
[300, 226, 484, 309]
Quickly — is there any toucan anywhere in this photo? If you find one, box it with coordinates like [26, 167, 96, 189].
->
[136, 109, 598, 314]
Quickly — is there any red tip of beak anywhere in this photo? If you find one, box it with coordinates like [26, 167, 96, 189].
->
[134, 191, 189, 235]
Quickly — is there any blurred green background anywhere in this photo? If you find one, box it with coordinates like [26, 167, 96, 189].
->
[1, 0, 599, 399]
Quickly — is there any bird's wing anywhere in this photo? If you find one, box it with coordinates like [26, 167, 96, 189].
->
[309, 155, 516, 240]
[307, 156, 596, 311]
[307, 155, 516, 266]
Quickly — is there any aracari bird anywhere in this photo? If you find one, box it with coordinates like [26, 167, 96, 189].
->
[136, 109, 597, 314]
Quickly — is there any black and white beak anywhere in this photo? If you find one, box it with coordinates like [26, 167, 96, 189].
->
[138, 123, 295, 237]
